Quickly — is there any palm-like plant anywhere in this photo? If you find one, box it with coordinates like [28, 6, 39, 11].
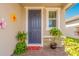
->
[49, 27, 62, 49]
[50, 27, 62, 41]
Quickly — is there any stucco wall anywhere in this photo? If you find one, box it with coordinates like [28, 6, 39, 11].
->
[65, 20, 79, 38]
[65, 26, 79, 38]
[66, 19, 79, 25]
[25, 7, 66, 47]
[43, 8, 66, 36]
[42, 8, 66, 47]
[0, 4, 26, 56]
[25, 7, 66, 36]
[0, 4, 66, 55]
[60, 9, 66, 36]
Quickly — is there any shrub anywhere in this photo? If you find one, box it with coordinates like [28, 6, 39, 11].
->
[14, 31, 27, 55]
[14, 42, 27, 55]
[49, 27, 62, 37]
[49, 27, 62, 42]
[16, 31, 27, 42]
[64, 37, 79, 56]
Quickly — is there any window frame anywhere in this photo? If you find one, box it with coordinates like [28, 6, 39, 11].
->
[46, 8, 60, 30]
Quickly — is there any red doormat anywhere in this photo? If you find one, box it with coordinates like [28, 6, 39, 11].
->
[28, 46, 42, 50]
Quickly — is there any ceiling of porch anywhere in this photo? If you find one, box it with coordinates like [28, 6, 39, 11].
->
[20, 3, 68, 8]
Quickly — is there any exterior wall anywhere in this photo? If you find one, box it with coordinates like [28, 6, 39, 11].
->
[0, 4, 26, 56]
[0, 4, 66, 55]
[66, 19, 79, 38]
[25, 7, 66, 47]
[65, 26, 79, 38]
[43, 8, 66, 36]
[66, 19, 79, 25]
[25, 7, 65, 36]
[43, 8, 66, 47]
[60, 8, 67, 36]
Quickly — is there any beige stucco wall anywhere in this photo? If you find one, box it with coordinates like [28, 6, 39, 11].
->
[65, 26, 79, 38]
[25, 7, 66, 36]
[26, 7, 66, 47]
[25, 7, 66, 47]
[60, 8, 66, 36]
[0, 4, 26, 56]
[66, 19, 79, 25]
[42, 7, 66, 47]
[43, 8, 66, 37]
[0, 4, 66, 55]
[65, 20, 79, 38]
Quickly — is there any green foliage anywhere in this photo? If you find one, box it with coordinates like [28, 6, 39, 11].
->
[16, 31, 27, 41]
[14, 31, 27, 55]
[64, 37, 79, 56]
[49, 27, 62, 36]
[14, 42, 27, 55]
[49, 27, 62, 42]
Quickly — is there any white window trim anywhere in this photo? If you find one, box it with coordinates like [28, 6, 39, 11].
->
[46, 8, 61, 30]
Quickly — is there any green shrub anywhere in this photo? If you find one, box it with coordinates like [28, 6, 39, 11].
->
[64, 37, 79, 56]
[49, 27, 62, 37]
[49, 27, 62, 43]
[14, 42, 27, 55]
[14, 31, 27, 55]
[16, 31, 27, 42]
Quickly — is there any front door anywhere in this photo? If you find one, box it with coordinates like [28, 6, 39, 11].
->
[28, 10, 41, 44]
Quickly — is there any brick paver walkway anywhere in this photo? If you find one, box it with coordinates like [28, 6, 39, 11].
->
[21, 46, 68, 56]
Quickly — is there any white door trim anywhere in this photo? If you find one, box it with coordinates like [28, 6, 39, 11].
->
[25, 7, 44, 47]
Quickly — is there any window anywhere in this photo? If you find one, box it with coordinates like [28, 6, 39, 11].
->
[47, 10, 56, 30]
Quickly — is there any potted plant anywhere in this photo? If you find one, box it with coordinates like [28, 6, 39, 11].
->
[14, 31, 27, 55]
[49, 27, 62, 49]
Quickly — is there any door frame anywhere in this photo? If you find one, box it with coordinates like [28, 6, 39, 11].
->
[25, 7, 43, 47]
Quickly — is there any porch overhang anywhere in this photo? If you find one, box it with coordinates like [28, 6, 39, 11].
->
[20, 3, 68, 8]
[63, 3, 75, 10]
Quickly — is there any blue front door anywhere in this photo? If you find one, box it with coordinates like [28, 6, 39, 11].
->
[28, 10, 41, 44]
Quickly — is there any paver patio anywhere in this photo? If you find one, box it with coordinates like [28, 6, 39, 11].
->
[20, 46, 68, 56]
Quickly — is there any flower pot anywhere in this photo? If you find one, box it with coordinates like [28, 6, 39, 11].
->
[50, 42, 57, 49]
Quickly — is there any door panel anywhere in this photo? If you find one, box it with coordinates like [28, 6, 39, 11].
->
[28, 10, 41, 44]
